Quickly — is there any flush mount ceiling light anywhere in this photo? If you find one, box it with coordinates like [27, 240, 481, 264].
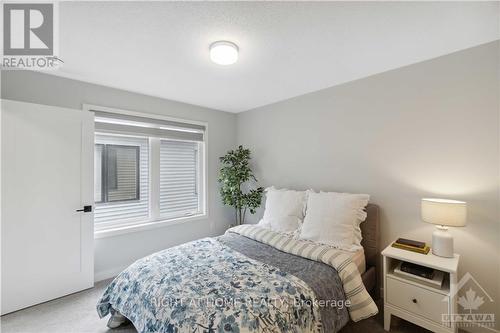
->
[210, 41, 238, 65]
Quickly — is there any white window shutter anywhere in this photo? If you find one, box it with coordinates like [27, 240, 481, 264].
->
[159, 140, 199, 218]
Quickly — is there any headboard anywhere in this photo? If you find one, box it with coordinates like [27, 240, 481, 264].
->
[360, 203, 380, 269]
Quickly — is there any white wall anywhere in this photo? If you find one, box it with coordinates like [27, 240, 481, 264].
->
[1, 70, 237, 281]
[237, 41, 500, 332]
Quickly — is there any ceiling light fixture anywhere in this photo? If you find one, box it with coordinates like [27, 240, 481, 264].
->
[210, 41, 238, 65]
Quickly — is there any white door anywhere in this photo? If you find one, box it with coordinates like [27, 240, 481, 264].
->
[1, 99, 94, 315]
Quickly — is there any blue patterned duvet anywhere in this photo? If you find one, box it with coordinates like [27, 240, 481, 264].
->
[97, 237, 323, 333]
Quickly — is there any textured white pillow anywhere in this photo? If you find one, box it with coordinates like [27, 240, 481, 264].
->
[261, 187, 307, 233]
[353, 220, 365, 249]
[299, 191, 369, 250]
[324, 191, 368, 250]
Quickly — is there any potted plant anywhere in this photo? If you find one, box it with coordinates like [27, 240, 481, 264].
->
[218, 145, 264, 225]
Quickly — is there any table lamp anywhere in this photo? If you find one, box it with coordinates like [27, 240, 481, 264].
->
[421, 198, 466, 258]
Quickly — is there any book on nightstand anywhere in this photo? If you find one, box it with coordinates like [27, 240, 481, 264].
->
[394, 261, 444, 289]
[391, 238, 430, 254]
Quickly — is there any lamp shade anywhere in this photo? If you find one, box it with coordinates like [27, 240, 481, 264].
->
[421, 198, 467, 227]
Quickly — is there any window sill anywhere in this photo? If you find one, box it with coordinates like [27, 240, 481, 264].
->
[94, 213, 207, 239]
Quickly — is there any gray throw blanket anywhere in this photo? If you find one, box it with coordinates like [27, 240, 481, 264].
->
[218, 233, 350, 333]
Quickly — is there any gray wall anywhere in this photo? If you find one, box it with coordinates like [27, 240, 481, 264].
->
[1, 70, 237, 280]
[237, 41, 500, 331]
[2, 41, 499, 332]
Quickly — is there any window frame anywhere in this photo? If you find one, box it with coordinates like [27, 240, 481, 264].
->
[93, 134, 151, 229]
[149, 137, 205, 221]
[85, 104, 208, 238]
[94, 143, 104, 204]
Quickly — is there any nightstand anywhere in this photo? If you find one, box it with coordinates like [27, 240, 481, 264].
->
[382, 243, 459, 333]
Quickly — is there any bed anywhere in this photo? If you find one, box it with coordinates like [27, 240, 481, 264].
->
[97, 204, 380, 333]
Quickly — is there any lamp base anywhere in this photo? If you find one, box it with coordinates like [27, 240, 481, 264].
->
[432, 226, 454, 258]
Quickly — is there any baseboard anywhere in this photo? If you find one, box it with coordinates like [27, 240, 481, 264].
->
[94, 265, 128, 283]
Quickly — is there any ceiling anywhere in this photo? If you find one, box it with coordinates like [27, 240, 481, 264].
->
[53, 1, 499, 113]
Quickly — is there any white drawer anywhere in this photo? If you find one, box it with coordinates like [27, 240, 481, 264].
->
[387, 276, 449, 324]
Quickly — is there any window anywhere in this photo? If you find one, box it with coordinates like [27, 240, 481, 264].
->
[92, 109, 206, 232]
[94, 134, 149, 225]
[95, 144, 140, 203]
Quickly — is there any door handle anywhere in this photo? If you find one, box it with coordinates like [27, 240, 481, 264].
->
[76, 205, 92, 213]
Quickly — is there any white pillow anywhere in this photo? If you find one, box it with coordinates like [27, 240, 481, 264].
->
[260, 186, 307, 233]
[323, 191, 368, 249]
[299, 191, 369, 250]
[353, 219, 365, 249]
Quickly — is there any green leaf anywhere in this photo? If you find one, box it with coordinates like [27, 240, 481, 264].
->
[218, 146, 263, 225]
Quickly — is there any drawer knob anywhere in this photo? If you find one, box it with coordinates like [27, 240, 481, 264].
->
[412, 298, 417, 304]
